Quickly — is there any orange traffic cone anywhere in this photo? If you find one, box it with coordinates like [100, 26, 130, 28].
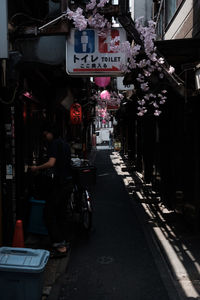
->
[12, 220, 24, 248]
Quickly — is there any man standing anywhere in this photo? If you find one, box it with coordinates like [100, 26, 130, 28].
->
[30, 126, 72, 257]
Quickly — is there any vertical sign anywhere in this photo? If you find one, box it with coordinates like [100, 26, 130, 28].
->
[0, 0, 8, 58]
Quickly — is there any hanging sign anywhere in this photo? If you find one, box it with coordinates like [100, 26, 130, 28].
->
[70, 103, 82, 124]
[117, 77, 134, 91]
[66, 28, 127, 76]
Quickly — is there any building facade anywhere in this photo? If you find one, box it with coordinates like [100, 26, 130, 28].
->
[155, 0, 200, 39]
[0, 0, 96, 245]
[116, 0, 200, 229]
[154, 0, 200, 227]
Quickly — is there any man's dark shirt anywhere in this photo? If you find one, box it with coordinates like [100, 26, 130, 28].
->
[47, 138, 71, 181]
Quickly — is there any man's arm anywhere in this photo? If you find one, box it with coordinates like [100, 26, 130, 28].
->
[30, 157, 56, 172]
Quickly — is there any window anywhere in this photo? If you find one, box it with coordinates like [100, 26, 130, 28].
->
[165, 0, 185, 26]
[165, 0, 177, 26]
[157, 11, 164, 39]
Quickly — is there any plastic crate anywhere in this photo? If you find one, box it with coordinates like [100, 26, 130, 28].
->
[0, 247, 49, 300]
[27, 197, 48, 235]
[72, 165, 96, 187]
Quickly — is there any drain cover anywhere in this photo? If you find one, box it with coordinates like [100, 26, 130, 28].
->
[97, 256, 114, 265]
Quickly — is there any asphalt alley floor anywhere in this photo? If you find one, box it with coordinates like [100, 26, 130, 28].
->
[46, 149, 200, 300]
[26, 149, 200, 300]
[57, 149, 175, 300]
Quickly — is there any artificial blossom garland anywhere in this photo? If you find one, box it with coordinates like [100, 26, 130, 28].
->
[92, 89, 124, 123]
[92, 89, 123, 121]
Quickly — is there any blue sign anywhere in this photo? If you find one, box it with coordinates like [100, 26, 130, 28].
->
[75, 30, 95, 53]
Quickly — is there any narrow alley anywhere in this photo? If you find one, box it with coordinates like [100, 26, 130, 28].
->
[1, 1, 200, 300]
[51, 150, 180, 300]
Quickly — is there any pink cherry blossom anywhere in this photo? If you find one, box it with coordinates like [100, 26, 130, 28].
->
[154, 110, 161, 116]
[137, 111, 144, 116]
[97, 0, 109, 8]
[159, 73, 164, 79]
[138, 99, 145, 106]
[67, 8, 87, 31]
[144, 95, 150, 100]
[137, 106, 147, 116]
[149, 93, 156, 98]
[153, 102, 159, 108]
[158, 57, 165, 64]
[86, 0, 97, 11]
[168, 66, 175, 74]
[159, 100, 166, 104]
[141, 82, 149, 91]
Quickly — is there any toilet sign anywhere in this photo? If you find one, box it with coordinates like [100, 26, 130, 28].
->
[74, 30, 95, 53]
[66, 28, 127, 76]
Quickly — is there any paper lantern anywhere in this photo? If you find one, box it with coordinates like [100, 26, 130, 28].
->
[94, 77, 111, 88]
[100, 90, 111, 100]
[70, 103, 82, 125]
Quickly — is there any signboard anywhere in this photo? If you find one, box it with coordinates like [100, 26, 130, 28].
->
[66, 28, 127, 76]
[117, 77, 134, 91]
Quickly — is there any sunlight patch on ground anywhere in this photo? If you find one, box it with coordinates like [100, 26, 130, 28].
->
[98, 173, 111, 177]
[110, 151, 200, 299]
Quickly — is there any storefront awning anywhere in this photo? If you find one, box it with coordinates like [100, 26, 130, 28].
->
[155, 38, 200, 68]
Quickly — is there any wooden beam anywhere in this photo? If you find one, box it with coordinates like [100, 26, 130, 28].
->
[118, 15, 144, 48]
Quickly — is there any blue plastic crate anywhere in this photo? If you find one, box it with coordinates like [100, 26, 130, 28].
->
[0, 247, 49, 300]
[28, 197, 48, 235]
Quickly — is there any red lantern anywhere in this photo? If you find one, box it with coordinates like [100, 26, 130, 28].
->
[70, 103, 82, 125]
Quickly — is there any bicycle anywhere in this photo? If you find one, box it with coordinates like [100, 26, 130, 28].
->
[69, 159, 96, 231]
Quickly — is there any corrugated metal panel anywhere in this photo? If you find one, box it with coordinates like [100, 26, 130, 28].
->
[0, 0, 8, 58]
[15, 36, 66, 65]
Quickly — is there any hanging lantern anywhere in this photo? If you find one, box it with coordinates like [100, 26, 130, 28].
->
[70, 103, 82, 125]
[94, 77, 111, 88]
[100, 90, 111, 100]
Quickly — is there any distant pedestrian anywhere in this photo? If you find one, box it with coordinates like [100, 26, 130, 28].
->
[109, 130, 113, 149]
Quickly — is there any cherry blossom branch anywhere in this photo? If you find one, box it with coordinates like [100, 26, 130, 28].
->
[109, 18, 174, 116]
[65, 2, 175, 117]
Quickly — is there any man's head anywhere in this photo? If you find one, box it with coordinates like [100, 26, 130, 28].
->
[43, 130, 54, 142]
[43, 124, 59, 142]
